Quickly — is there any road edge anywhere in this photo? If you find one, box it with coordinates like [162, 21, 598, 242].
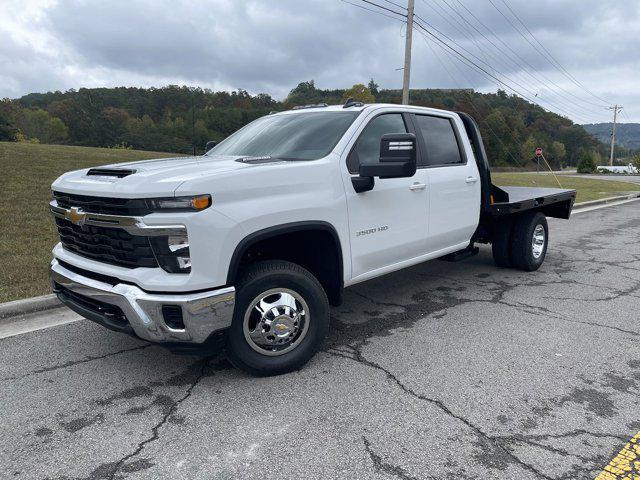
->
[0, 294, 62, 319]
[2, 193, 639, 319]
[573, 192, 640, 210]
[572, 193, 640, 214]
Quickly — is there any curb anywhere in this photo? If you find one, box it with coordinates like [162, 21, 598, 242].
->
[2, 192, 639, 320]
[0, 294, 62, 320]
[573, 192, 640, 211]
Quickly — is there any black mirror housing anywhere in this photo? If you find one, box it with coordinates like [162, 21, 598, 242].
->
[205, 140, 217, 153]
[358, 133, 417, 179]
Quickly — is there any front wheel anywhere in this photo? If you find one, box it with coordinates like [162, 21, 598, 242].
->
[510, 212, 549, 271]
[226, 260, 329, 376]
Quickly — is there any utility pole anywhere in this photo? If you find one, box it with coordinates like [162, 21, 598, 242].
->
[401, 0, 415, 105]
[191, 90, 196, 156]
[608, 104, 622, 166]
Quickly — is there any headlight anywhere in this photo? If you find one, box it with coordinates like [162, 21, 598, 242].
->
[146, 194, 211, 212]
[150, 233, 192, 273]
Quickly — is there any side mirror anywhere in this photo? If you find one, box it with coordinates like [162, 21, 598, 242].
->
[205, 140, 217, 153]
[359, 133, 417, 179]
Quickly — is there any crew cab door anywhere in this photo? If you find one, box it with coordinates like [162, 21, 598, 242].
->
[342, 111, 429, 281]
[412, 113, 481, 252]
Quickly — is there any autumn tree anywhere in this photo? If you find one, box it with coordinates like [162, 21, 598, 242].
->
[341, 84, 375, 104]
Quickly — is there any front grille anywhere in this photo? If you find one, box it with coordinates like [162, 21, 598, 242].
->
[57, 259, 121, 285]
[53, 191, 151, 216]
[54, 283, 130, 330]
[55, 217, 158, 269]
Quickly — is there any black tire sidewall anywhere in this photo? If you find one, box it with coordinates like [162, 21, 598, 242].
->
[226, 261, 329, 376]
[512, 212, 548, 271]
[492, 219, 513, 268]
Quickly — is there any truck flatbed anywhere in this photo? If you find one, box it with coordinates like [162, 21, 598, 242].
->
[489, 186, 576, 219]
[456, 112, 576, 221]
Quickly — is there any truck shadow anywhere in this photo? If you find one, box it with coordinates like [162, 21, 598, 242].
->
[324, 247, 503, 350]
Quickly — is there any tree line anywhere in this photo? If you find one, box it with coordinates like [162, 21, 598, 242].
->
[0, 81, 623, 168]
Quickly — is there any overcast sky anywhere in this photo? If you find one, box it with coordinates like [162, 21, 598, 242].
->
[1, 0, 638, 123]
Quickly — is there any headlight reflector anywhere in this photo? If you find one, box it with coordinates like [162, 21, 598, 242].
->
[146, 195, 211, 212]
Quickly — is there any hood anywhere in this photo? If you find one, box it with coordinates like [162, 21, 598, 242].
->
[51, 155, 261, 197]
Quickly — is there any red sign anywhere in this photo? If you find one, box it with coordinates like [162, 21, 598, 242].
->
[535, 148, 543, 157]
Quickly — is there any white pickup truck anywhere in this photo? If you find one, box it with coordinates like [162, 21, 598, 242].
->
[49, 101, 576, 375]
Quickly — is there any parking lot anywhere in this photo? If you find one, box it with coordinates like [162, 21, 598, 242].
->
[1, 202, 639, 480]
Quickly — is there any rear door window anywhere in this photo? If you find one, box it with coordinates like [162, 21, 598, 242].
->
[414, 115, 464, 166]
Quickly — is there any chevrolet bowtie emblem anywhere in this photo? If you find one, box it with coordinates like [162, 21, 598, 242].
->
[65, 207, 87, 226]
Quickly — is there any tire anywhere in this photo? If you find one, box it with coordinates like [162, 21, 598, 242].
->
[510, 212, 548, 271]
[226, 260, 329, 376]
[491, 219, 514, 268]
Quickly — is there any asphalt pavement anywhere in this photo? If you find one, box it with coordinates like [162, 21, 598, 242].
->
[2, 202, 640, 480]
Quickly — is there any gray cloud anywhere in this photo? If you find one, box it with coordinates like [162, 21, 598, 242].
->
[1, 0, 638, 122]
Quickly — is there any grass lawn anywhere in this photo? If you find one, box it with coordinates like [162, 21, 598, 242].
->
[492, 172, 640, 203]
[0, 142, 182, 303]
[2, 142, 639, 303]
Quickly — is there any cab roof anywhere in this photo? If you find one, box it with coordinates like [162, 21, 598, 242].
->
[277, 103, 457, 117]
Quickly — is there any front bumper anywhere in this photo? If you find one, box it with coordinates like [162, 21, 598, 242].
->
[50, 259, 235, 346]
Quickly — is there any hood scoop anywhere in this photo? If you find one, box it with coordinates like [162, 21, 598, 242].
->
[86, 168, 137, 178]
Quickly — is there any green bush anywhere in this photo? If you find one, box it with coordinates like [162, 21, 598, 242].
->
[577, 151, 597, 173]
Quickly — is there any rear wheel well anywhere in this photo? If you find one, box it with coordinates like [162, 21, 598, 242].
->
[228, 224, 344, 306]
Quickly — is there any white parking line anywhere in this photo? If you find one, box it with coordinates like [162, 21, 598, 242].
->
[573, 197, 640, 214]
[0, 309, 81, 340]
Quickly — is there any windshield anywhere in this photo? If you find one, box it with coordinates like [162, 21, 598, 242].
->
[206, 111, 359, 161]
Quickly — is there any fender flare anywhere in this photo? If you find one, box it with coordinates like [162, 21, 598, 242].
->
[226, 221, 344, 286]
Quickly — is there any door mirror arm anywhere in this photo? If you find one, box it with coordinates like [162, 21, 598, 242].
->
[351, 175, 374, 193]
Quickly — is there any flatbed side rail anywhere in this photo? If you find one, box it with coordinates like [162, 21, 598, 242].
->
[489, 188, 576, 219]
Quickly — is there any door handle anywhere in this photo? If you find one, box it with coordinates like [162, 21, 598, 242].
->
[409, 182, 427, 191]
[465, 176, 478, 184]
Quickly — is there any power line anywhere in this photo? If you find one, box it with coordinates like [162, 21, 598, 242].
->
[418, 7, 605, 123]
[340, 0, 607, 125]
[620, 109, 634, 124]
[379, 0, 407, 11]
[444, 0, 609, 114]
[490, 0, 612, 107]
[340, 0, 405, 22]
[412, 16, 594, 123]
[415, 26, 524, 167]
[417, 0, 492, 64]
[358, 0, 407, 18]
[498, 0, 611, 106]
[412, 19, 538, 106]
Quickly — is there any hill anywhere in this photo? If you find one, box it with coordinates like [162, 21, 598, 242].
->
[582, 123, 640, 151]
[0, 82, 603, 168]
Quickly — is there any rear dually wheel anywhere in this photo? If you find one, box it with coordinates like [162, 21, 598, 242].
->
[510, 211, 549, 271]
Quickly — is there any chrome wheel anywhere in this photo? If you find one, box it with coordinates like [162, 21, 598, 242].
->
[243, 288, 310, 356]
[532, 224, 545, 259]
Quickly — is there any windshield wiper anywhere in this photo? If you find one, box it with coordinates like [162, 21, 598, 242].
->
[235, 156, 299, 164]
[236, 155, 283, 164]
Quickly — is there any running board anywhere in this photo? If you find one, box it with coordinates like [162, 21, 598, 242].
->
[439, 246, 479, 262]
